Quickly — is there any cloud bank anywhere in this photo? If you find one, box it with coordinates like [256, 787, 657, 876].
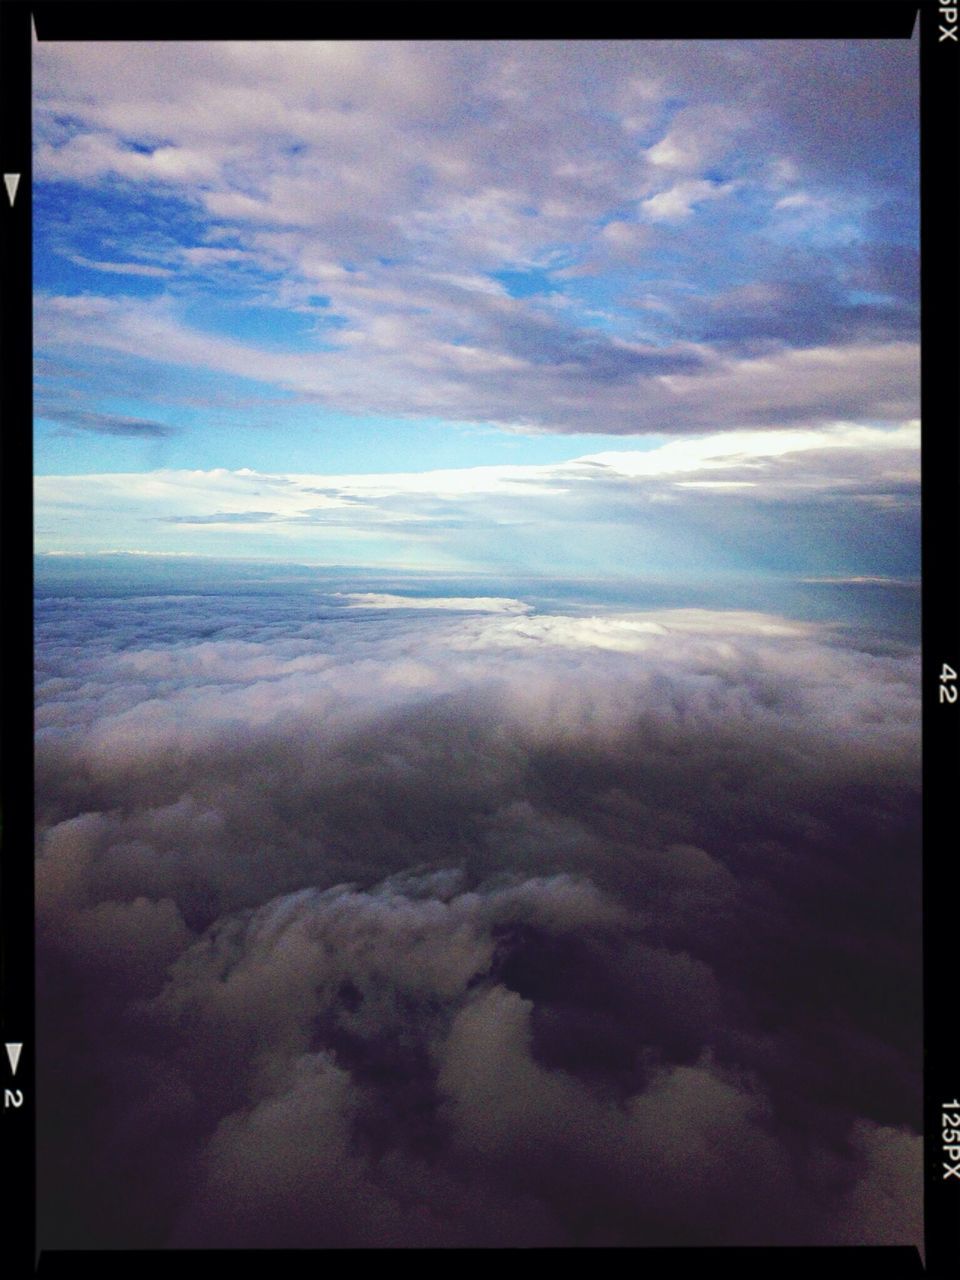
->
[34, 422, 920, 573]
[36, 593, 921, 1248]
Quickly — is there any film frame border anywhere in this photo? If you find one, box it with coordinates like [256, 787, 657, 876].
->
[1, 3, 954, 1274]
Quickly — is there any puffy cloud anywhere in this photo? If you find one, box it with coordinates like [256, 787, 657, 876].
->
[36, 593, 921, 1248]
[641, 178, 740, 223]
[646, 105, 747, 173]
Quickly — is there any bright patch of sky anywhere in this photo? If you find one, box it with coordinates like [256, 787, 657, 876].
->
[33, 36, 918, 585]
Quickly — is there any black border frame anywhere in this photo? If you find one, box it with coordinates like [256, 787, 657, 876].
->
[2, 3, 955, 1275]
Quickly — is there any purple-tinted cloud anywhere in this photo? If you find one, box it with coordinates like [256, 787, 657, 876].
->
[36, 596, 921, 1248]
[33, 39, 918, 437]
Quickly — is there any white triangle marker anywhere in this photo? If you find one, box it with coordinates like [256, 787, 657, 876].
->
[4, 174, 21, 207]
[5, 1043, 22, 1075]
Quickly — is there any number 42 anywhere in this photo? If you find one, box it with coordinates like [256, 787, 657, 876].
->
[941, 664, 958, 704]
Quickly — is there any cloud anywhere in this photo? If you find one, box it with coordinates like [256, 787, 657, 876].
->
[68, 253, 175, 278]
[670, 271, 918, 348]
[39, 407, 178, 438]
[33, 40, 918, 437]
[36, 593, 921, 1247]
[34, 423, 919, 575]
[33, 286, 918, 437]
[335, 593, 533, 613]
[641, 178, 739, 223]
[800, 576, 919, 589]
[646, 105, 746, 173]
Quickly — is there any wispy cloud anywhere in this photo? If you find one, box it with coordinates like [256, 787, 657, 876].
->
[35, 289, 918, 435]
[34, 423, 919, 579]
[68, 253, 175, 278]
[40, 407, 178, 438]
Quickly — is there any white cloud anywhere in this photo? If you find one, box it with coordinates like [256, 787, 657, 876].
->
[68, 254, 174, 278]
[35, 420, 919, 518]
[645, 105, 746, 173]
[336, 593, 533, 613]
[641, 178, 739, 222]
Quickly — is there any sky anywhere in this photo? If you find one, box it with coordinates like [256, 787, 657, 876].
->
[33, 36, 919, 582]
[33, 34, 923, 1253]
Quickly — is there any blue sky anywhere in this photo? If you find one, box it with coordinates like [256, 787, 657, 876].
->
[33, 37, 919, 581]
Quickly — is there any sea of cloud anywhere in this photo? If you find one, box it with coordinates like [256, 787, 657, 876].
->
[35, 580, 921, 1248]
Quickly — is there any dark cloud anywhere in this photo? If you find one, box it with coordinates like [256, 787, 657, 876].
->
[619, 40, 918, 195]
[851, 242, 920, 309]
[36, 588, 921, 1249]
[44, 407, 178, 438]
[745, 42, 918, 191]
[482, 302, 706, 380]
[679, 276, 918, 350]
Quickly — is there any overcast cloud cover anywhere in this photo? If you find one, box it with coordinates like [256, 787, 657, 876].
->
[33, 33, 920, 1253]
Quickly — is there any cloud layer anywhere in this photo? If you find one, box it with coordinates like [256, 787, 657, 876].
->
[36, 590, 922, 1248]
[34, 422, 920, 574]
[34, 39, 918, 439]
